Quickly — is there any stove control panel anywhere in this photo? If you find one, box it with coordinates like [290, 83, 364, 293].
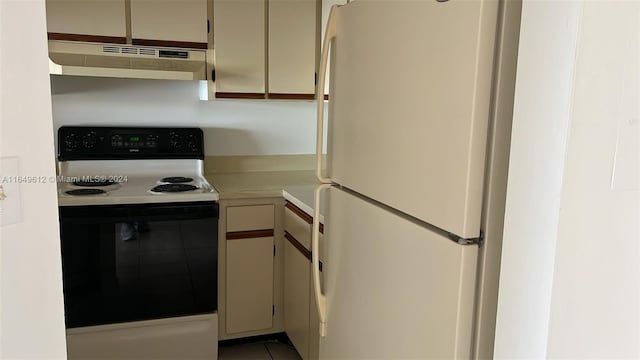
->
[58, 127, 205, 160]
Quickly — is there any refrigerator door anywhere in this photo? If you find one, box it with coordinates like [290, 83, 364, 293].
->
[326, 1, 499, 239]
[317, 187, 478, 359]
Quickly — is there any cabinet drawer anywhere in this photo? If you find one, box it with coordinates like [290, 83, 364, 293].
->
[227, 205, 275, 232]
[285, 206, 312, 251]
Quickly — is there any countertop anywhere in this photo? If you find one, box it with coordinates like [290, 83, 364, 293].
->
[282, 184, 326, 222]
[205, 170, 317, 200]
[205, 170, 325, 220]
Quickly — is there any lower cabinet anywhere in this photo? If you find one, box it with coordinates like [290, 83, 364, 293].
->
[284, 201, 323, 359]
[284, 237, 311, 357]
[226, 235, 275, 334]
[220, 199, 285, 340]
[218, 196, 322, 348]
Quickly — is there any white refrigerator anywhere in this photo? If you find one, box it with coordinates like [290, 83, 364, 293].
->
[311, 1, 521, 359]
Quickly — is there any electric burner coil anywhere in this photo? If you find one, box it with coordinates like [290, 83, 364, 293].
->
[65, 188, 107, 196]
[151, 184, 198, 193]
[160, 177, 194, 184]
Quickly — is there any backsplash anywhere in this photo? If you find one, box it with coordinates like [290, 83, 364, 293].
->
[50, 76, 323, 156]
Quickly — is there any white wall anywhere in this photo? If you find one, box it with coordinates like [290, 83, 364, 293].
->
[0, 0, 67, 358]
[493, 1, 581, 356]
[495, 1, 639, 358]
[546, 1, 639, 357]
[50, 76, 319, 156]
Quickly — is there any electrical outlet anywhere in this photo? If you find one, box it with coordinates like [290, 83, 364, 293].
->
[0, 157, 23, 226]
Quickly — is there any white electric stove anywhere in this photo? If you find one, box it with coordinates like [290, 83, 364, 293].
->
[57, 159, 218, 206]
[57, 126, 219, 360]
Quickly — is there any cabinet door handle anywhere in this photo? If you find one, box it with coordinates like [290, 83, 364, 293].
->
[312, 183, 332, 337]
[315, 5, 338, 184]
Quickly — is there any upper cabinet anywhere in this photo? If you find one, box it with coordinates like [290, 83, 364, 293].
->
[46, 0, 127, 42]
[130, 0, 208, 49]
[213, 0, 266, 98]
[213, 0, 318, 100]
[267, 0, 317, 99]
[45, 0, 208, 49]
[46, 0, 342, 100]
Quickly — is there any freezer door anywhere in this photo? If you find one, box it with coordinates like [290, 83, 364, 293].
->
[317, 187, 478, 359]
[326, 1, 499, 239]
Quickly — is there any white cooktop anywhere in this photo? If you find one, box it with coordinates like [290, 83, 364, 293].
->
[57, 160, 219, 206]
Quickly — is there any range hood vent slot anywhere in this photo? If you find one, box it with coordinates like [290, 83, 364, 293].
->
[139, 48, 157, 56]
[121, 47, 138, 55]
[102, 46, 120, 54]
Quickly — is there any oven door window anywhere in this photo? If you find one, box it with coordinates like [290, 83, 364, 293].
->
[59, 202, 218, 328]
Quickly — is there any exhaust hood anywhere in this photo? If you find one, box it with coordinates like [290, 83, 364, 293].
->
[48, 41, 208, 81]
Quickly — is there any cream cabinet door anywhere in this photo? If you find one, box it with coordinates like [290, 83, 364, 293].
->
[284, 237, 311, 359]
[46, 0, 126, 41]
[285, 203, 324, 359]
[213, 0, 266, 97]
[226, 236, 274, 334]
[268, 0, 317, 98]
[225, 204, 275, 334]
[130, 0, 208, 48]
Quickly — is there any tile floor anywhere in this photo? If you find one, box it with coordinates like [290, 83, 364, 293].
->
[219, 340, 302, 360]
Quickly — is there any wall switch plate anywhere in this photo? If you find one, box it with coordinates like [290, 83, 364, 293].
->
[0, 157, 23, 226]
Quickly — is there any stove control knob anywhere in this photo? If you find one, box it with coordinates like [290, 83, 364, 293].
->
[185, 134, 197, 152]
[145, 134, 157, 148]
[82, 132, 97, 149]
[111, 135, 123, 148]
[64, 133, 79, 150]
[169, 133, 182, 150]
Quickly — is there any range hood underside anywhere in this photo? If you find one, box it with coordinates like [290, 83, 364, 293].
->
[48, 41, 207, 81]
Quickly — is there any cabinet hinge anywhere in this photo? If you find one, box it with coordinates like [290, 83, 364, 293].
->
[272, 305, 275, 316]
[273, 244, 276, 257]
[207, 20, 210, 34]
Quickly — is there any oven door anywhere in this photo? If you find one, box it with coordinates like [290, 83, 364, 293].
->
[58, 201, 218, 329]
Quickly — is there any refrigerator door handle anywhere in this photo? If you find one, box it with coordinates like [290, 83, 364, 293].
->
[316, 5, 338, 184]
[312, 184, 331, 336]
